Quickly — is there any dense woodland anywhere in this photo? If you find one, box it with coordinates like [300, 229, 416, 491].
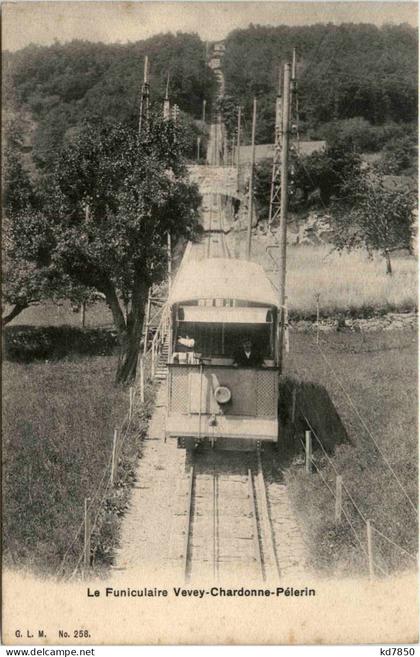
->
[2, 23, 418, 336]
[4, 23, 418, 170]
[223, 23, 418, 148]
[3, 33, 217, 168]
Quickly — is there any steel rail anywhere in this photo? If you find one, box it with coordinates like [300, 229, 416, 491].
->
[256, 451, 282, 581]
[182, 464, 195, 583]
[247, 467, 265, 580]
[212, 468, 219, 580]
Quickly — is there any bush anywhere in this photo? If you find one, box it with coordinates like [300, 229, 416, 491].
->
[4, 325, 117, 362]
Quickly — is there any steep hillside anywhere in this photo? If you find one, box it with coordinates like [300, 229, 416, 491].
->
[223, 23, 418, 145]
[4, 33, 217, 168]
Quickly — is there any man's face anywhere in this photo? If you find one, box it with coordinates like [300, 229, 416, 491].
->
[243, 340, 252, 350]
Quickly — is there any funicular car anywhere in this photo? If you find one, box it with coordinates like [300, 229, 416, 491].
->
[165, 258, 279, 450]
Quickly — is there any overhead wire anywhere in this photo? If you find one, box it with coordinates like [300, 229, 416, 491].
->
[284, 355, 417, 570]
[296, 432, 388, 576]
[314, 342, 417, 514]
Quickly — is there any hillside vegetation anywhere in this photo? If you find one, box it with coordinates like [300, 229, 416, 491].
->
[4, 24, 418, 169]
[4, 33, 217, 167]
[283, 329, 418, 576]
[223, 23, 418, 147]
[250, 241, 417, 318]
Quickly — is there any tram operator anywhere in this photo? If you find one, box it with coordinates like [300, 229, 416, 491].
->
[173, 334, 195, 364]
[232, 337, 264, 367]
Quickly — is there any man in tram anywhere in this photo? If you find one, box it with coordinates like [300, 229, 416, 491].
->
[232, 336, 264, 367]
[174, 334, 195, 363]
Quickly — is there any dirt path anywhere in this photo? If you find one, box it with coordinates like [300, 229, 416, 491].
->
[112, 383, 186, 575]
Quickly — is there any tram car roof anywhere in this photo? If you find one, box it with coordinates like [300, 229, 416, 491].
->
[169, 257, 278, 307]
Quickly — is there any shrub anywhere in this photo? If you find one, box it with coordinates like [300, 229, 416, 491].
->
[4, 325, 117, 362]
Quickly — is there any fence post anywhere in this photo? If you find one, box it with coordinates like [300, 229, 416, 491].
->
[129, 386, 134, 420]
[83, 497, 91, 575]
[140, 356, 145, 403]
[151, 343, 155, 379]
[305, 430, 312, 474]
[315, 293, 320, 344]
[111, 429, 118, 486]
[291, 386, 296, 423]
[80, 301, 86, 328]
[367, 519, 375, 580]
[335, 475, 343, 523]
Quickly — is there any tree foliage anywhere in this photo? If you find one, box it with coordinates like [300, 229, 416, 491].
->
[5, 34, 217, 169]
[223, 23, 418, 144]
[331, 173, 415, 273]
[254, 140, 363, 220]
[2, 148, 90, 324]
[4, 114, 201, 381]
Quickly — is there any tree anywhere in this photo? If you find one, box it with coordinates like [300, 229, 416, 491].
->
[6, 34, 217, 169]
[215, 95, 239, 142]
[376, 134, 418, 176]
[331, 173, 415, 274]
[2, 149, 72, 325]
[254, 140, 362, 220]
[224, 23, 418, 133]
[8, 115, 201, 382]
[293, 139, 363, 207]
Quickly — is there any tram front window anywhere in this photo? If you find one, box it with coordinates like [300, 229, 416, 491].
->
[173, 322, 274, 365]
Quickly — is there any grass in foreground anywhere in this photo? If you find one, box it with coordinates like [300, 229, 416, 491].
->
[3, 355, 153, 576]
[282, 328, 418, 576]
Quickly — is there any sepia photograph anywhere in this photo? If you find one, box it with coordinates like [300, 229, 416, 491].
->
[2, 0, 418, 647]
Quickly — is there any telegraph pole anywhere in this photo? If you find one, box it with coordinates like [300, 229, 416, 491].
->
[290, 48, 300, 154]
[163, 72, 170, 120]
[236, 106, 241, 192]
[138, 56, 150, 137]
[268, 66, 283, 225]
[277, 63, 291, 372]
[246, 97, 257, 260]
[167, 232, 172, 292]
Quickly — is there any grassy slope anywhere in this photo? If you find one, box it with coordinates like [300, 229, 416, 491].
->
[5, 299, 113, 328]
[283, 328, 418, 576]
[3, 245, 418, 577]
[249, 239, 417, 318]
[2, 356, 127, 574]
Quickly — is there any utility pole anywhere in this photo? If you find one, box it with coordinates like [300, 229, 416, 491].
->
[163, 72, 170, 120]
[172, 104, 180, 123]
[268, 66, 283, 226]
[138, 56, 150, 137]
[290, 48, 300, 155]
[277, 63, 291, 372]
[202, 99, 207, 125]
[246, 98, 257, 260]
[236, 106, 241, 193]
[167, 232, 172, 292]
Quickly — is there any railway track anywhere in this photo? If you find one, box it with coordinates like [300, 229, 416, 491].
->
[168, 63, 281, 583]
[203, 193, 231, 259]
[172, 451, 281, 583]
